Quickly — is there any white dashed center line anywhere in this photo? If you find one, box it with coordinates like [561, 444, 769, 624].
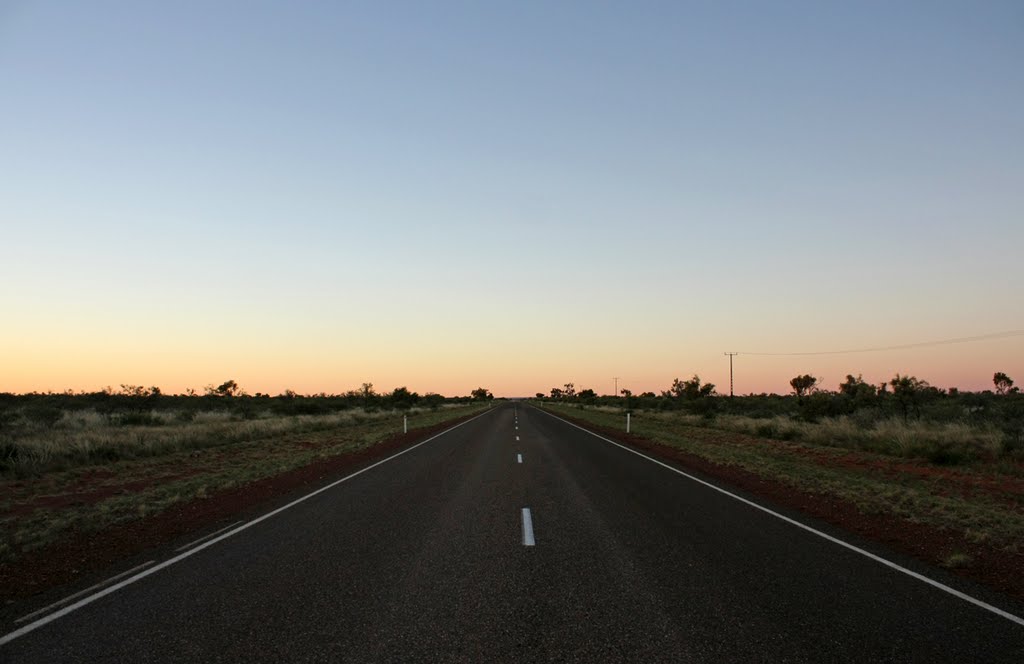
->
[521, 508, 536, 546]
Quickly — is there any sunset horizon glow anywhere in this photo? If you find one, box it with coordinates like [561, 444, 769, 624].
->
[4, 332, 1020, 398]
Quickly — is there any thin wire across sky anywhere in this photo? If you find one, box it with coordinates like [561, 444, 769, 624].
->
[738, 330, 1024, 357]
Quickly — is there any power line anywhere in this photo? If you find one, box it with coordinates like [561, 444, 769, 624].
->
[739, 329, 1024, 357]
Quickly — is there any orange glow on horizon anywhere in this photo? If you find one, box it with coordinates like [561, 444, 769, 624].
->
[2, 337, 1019, 398]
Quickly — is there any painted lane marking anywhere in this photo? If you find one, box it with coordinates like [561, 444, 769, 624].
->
[534, 407, 1024, 628]
[14, 560, 155, 625]
[521, 508, 536, 546]
[175, 521, 244, 553]
[0, 408, 498, 647]
[516, 435, 520, 441]
[517, 454, 523, 464]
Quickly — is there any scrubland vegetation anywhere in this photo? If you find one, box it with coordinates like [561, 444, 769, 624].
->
[0, 383, 491, 561]
[539, 372, 1023, 466]
[538, 372, 1024, 561]
[0, 382, 489, 476]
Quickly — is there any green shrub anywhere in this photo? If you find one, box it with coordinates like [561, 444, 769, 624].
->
[0, 441, 19, 465]
[110, 412, 163, 427]
[0, 409, 18, 431]
[923, 442, 973, 466]
[777, 428, 801, 441]
[23, 406, 64, 428]
[272, 400, 329, 416]
[174, 410, 197, 423]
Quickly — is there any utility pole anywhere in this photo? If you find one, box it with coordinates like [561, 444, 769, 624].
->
[613, 377, 620, 398]
[723, 353, 738, 397]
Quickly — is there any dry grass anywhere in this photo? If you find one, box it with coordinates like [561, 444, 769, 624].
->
[634, 410, 1004, 464]
[1, 405, 466, 476]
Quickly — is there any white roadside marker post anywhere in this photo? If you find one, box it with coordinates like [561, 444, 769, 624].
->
[403, 415, 407, 434]
[626, 412, 631, 434]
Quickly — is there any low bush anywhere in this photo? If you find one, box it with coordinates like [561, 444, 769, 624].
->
[590, 406, 1005, 466]
[22, 406, 64, 428]
[109, 412, 164, 427]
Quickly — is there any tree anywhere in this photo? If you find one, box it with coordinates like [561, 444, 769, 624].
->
[422, 392, 445, 410]
[669, 375, 715, 399]
[563, 383, 576, 399]
[120, 384, 156, 398]
[359, 382, 377, 406]
[577, 388, 597, 403]
[890, 374, 929, 422]
[836, 374, 876, 412]
[838, 374, 874, 398]
[471, 387, 493, 401]
[535, 393, 545, 399]
[789, 374, 818, 398]
[550, 387, 564, 399]
[390, 386, 418, 409]
[994, 372, 1017, 395]
[213, 380, 239, 397]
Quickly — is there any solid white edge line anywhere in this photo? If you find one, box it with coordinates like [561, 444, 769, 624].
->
[517, 453, 523, 464]
[0, 407, 497, 647]
[174, 521, 244, 553]
[534, 406, 1024, 628]
[521, 508, 535, 546]
[13, 560, 156, 625]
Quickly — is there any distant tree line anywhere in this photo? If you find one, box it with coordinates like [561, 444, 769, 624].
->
[539, 376, 716, 406]
[0, 381, 495, 431]
[535, 372, 1023, 445]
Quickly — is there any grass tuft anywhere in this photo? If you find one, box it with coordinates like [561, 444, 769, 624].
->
[942, 552, 972, 568]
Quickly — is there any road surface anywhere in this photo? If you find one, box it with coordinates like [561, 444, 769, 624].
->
[3, 402, 1023, 662]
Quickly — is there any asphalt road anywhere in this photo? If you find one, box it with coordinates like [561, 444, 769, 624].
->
[3, 402, 1023, 662]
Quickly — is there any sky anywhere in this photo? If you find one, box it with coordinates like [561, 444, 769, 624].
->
[1, 1, 1022, 397]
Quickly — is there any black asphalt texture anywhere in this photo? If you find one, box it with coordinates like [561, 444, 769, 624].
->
[3, 402, 1023, 662]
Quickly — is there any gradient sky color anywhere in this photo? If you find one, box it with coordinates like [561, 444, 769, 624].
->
[2, 1, 1022, 397]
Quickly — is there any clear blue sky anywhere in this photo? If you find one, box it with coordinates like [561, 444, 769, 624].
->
[2, 1, 1022, 396]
